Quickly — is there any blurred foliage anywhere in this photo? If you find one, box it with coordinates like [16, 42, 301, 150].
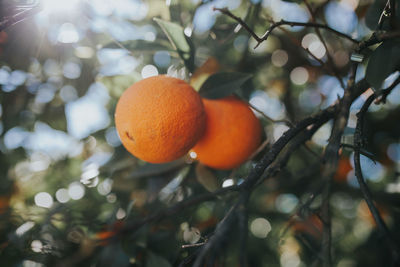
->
[0, 0, 400, 266]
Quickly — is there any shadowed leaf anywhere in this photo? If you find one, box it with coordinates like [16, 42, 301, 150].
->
[198, 72, 252, 99]
[366, 40, 400, 90]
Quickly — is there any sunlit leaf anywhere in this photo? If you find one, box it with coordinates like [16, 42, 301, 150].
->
[154, 18, 195, 72]
[198, 72, 252, 99]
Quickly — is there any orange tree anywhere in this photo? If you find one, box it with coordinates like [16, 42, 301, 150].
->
[0, 0, 400, 266]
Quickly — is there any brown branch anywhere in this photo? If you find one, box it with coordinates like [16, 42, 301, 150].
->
[193, 123, 322, 266]
[118, 184, 240, 236]
[318, 62, 359, 267]
[353, 94, 400, 264]
[247, 101, 293, 127]
[214, 7, 351, 86]
[213, 8, 358, 47]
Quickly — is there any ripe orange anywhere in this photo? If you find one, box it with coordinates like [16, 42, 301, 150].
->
[115, 75, 206, 163]
[191, 96, 262, 170]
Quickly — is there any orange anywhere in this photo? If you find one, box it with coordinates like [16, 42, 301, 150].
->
[191, 96, 262, 170]
[115, 75, 206, 163]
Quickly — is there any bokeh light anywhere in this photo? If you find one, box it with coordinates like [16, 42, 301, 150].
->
[275, 194, 298, 213]
[55, 188, 70, 203]
[68, 182, 85, 200]
[41, 0, 81, 14]
[250, 218, 272, 238]
[141, 64, 159, 78]
[34, 192, 54, 208]
[271, 49, 288, 67]
[290, 67, 309, 85]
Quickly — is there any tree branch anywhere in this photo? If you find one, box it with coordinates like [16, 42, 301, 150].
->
[117, 79, 370, 265]
[353, 94, 400, 264]
[358, 31, 400, 52]
[318, 62, 359, 267]
[376, 75, 400, 104]
[118, 184, 240, 236]
[213, 7, 358, 47]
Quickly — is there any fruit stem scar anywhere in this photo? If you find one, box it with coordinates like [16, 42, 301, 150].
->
[125, 131, 135, 142]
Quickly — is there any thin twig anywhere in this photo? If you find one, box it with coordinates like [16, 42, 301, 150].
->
[248, 101, 293, 127]
[118, 185, 240, 235]
[353, 94, 400, 264]
[376, 75, 400, 104]
[213, 8, 358, 47]
[215, 7, 350, 86]
[319, 61, 359, 267]
[303, 0, 345, 88]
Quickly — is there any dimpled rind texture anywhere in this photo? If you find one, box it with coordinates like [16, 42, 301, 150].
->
[115, 75, 206, 163]
[191, 96, 262, 170]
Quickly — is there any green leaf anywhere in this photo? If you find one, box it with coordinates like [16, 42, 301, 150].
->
[146, 251, 172, 267]
[365, 40, 400, 90]
[198, 72, 252, 99]
[365, 0, 384, 30]
[154, 18, 195, 72]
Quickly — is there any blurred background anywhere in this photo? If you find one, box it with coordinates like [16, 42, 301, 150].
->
[0, 0, 400, 266]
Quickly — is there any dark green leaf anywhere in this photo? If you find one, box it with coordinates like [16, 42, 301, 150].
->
[365, 40, 400, 90]
[153, 18, 195, 72]
[198, 72, 252, 99]
[365, 0, 385, 30]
